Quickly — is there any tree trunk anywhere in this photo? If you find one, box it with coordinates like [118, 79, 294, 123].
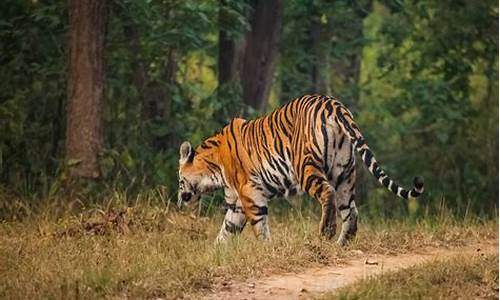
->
[122, 17, 149, 126]
[151, 49, 178, 151]
[309, 14, 331, 94]
[309, 17, 320, 93]
[241, 0, 283, 112]
[218, 32, 245, 85]
[218, 0, 245, 86]
[65, 0, 108, 178]
[120, 5, 177, 151]
[330, 0, 372, 111]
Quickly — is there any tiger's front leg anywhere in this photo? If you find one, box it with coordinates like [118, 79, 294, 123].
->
[240, 186, 271, 241]
[216, 194, 247, 242]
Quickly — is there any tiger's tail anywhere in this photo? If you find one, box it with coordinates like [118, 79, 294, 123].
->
[334, 102, 424, 200]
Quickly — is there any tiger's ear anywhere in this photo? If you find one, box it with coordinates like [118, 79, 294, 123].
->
[179, 141, 194, 164]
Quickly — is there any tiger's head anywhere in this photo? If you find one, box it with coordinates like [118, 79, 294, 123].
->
[177, 141, 222, 207]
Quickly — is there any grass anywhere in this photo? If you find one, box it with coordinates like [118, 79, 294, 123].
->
[322, 253, 499, 300]
[0, 194, 497, 299]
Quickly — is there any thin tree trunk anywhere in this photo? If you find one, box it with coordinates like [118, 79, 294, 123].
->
[49, 93, 64, 173]
[331, 0, 372, 111]
[218, 1, 245, 86]
[121, 5, 177, 151]
[152, 49, 178, 150]
[122, 18, 149, 126]
[65, 0, 108, 178]
[241, 0, 283, 112]
[309, 16, 321, 93]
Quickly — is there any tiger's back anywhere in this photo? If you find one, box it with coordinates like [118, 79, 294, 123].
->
[220, 96, 351, 197]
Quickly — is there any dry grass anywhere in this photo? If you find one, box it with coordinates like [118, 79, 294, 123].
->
[0, 195, 497, 299]
[322, 253, 499, 300]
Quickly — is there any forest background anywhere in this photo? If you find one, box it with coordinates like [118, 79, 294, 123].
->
[0, 0, 498, 218]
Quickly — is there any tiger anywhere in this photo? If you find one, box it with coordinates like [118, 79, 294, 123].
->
[177, 94, 424, 245]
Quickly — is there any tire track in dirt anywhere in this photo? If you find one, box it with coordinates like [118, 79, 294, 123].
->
[201, 240, 498, 300]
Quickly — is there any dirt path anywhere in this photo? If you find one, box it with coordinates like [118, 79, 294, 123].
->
[201, 240, 498, 300]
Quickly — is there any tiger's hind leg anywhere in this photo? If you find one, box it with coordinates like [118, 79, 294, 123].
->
[318, 185, 337, 240]
[302, 166, 337, 239]
[331, 154, 359, 246]
[336, 194, 358, 246]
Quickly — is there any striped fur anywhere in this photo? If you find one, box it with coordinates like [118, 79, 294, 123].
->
[178, 95, 424, 244]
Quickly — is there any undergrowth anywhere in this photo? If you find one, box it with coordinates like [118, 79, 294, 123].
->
[0, 192, 497, 299]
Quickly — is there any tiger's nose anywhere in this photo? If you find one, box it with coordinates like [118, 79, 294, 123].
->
[181, 192, 192, 202]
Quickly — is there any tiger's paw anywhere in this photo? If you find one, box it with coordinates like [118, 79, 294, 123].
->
[320, 224, 337, 240]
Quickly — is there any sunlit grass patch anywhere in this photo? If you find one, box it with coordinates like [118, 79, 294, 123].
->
[321, 253, 499, 300]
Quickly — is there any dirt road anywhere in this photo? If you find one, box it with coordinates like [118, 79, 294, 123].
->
[201, 240, 498, 300]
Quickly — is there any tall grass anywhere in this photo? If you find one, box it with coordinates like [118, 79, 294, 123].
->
[0, 191, 497, 299]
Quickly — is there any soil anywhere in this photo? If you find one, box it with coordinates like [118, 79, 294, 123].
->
[200, 240, 498, 300]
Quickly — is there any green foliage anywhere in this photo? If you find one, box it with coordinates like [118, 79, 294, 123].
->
[0, 0, 497, 217]
[0, 1, 67, 196]
[358, 0, 498, 215]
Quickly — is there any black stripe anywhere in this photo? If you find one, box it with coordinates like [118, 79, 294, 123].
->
[207, 140, 220, 147]
[310, 148, 322, 164]
[338, 203, 350, 210]
[283, 177, 291, 188]
[349, 193, 355, 203]
[252, 205, 268, 216]
[325, 100, 334, 116]
[225, 220, 244, 234]
[410, 189, 420, 197]
[271, 158, 288, 178]
[299, 159, 322, 186]
[338, 134, 345, 149]
[229, 121, 246, 170]
[278, 158, 290, 173]
[363, 150, 373, 167]
[320, 111, 329, 173]
[314, 183, 324, 199]
[261, 174, 278, 196]
[268, 113, 275, 137]
[336, 108, 356, 137]
[372, 164, 383, 178]
[390, 182, 399, 194]
[227, 204, 244, 214]
[269, 172, 282, 186]
[204, 159, 222, 173]
[283, 105, 294, 128]
[355, 137, 366, 149]
[187, 150, 195, 163]
[250, 217, 264, 226]
[305, 175, 323, 193]
[274, 136, 283, 157]
[310, 121, 323, 155]
[335, 171, 346, 190]
[342, 210, 352, 222]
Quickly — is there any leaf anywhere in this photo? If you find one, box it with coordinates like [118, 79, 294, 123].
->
[67, 159, 81, 166]
[120, 150, 134, 169]
[436, 130, 449, 144]
[320, 14, 328, 25]
[151, 124, 170, 137]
